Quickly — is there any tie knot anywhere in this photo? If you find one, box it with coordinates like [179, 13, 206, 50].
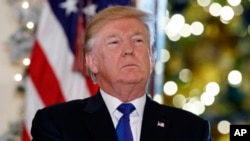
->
[117, 103, 135, 115]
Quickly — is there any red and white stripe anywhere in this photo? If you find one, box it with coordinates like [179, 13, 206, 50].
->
[22, 2, 95, 140]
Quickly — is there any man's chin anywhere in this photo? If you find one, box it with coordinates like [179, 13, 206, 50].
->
[119, 77, 143, 84]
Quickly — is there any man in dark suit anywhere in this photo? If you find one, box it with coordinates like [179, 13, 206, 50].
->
[31, 6, 211, 141]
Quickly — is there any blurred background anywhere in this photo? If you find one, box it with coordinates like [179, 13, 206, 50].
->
[0, 0, 249, 141]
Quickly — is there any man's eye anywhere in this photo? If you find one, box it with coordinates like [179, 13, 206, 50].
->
[106, 38, 120, 45]
[109, 41, 119, 44]
[106, 39, 120, 48]
[136, 39, 143, 42]
[133, 38, 144, 43]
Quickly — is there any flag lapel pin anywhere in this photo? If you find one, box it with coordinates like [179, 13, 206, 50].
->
[157, 121, 165, 127]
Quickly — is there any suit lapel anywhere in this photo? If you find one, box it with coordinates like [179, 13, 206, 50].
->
[140, 96, 168, 141]
[83, 93, 118, 141]
[82, 93, 169, 141]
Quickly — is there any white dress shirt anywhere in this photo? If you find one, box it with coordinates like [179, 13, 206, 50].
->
[100, 89, 146, 141]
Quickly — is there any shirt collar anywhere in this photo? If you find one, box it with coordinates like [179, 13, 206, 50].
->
[100, 89, 146, 118]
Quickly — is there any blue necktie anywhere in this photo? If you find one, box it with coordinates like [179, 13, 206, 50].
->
[116, 103, 135, 141]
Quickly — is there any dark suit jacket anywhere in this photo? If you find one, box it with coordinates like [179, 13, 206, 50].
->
[31, 92, 211, 141]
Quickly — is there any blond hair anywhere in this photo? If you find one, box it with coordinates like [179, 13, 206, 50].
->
[84, 6, 155, 82]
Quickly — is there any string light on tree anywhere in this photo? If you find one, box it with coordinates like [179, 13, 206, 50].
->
[190, 21, 204, 36]
[209, 2, 222, 17]
[217, 120, 231, 134]
[228, 70, 242, 86]
[205, 82, 220, 97]
[179, 68, 193, 83]
[21, 1, 29, 9]
[23, 58, 31, 66]
[172, 94, 186, 108]
[153, 94, 163, 104]
[26, 21, 35, 30]
[197, 0, 211, 7]
[227, 0, 241, 7]
[14, 73, 23, 82]
[163, 81, 178, 96]
[220, 6, 234, 22]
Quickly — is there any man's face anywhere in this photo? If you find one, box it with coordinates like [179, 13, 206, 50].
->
[87, 18, 153, 87]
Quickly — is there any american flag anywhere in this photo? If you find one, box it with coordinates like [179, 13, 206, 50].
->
[157, 121, 165, 127]
[22, 0, 132, 140]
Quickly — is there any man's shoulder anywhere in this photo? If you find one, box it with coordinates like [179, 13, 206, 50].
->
[149, 98, 207, 123]
[37, 95, 96, 116]
[146, 99, 211, 141]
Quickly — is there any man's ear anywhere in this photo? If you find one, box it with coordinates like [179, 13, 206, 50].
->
[85, 52, 98, 73]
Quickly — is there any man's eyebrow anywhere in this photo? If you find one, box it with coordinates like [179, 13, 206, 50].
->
[106, 33, 120, 38]
[104, 33, 120, 40]
[104, 31, 145, 41]
[132, 30, 146, 37]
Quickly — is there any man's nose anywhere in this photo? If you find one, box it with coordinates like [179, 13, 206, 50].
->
[122, 41, 134, 56]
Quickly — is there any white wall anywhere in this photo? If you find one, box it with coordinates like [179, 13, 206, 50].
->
[0, 0, 24, 137]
